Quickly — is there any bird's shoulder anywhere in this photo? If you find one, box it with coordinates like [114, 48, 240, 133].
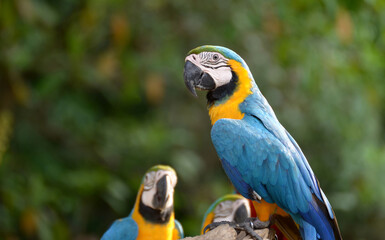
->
[211, 116, 289, 160]
[101, 216, 138, 240]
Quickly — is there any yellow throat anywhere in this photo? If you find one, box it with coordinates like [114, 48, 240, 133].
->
[208, 60, 253, 125]
[131, 186, 175, 240]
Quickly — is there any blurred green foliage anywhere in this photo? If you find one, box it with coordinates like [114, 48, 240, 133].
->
[1, 0, 385, 239]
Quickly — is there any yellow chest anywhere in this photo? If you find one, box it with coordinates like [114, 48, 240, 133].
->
[131, 210, 175, 240]
[209, 100, 245, 125]
[130, 186, 177, 240]
[208, 60, 252, 125]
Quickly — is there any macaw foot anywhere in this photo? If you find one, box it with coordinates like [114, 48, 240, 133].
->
[249, 217, 271, 229]
[203, 221, 232, 234]
[203, 218, 270, 240]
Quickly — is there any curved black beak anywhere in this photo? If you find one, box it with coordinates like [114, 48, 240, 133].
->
[152, 175, 169, 209]
[183, 60, 215, 97]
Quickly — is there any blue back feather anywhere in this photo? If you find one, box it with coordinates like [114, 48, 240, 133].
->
[210, 85, 340, 239]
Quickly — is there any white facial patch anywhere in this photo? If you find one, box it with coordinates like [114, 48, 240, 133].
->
[185, 52, 232, 88]
[141, 170, 177, 210]
[213, 199, 250, 223]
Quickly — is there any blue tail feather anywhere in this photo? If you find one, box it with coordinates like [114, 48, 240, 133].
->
[300, 198, 335, 240]
[299, 220, 317, 240]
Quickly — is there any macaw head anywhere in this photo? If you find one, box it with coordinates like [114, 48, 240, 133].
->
[184, 45, 253, 99]
[135, 165, 178, 223]
[140, 165, 177, 210]
[201, 194, 251, 233]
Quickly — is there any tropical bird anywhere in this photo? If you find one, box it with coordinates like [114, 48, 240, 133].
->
[201, 194, 251, 234]
[183, 45, 342, 240]
[201, 194, 300, 240]
[101, 165, 184, 240]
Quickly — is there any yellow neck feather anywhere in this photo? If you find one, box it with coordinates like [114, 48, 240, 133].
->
[131, 186, 175, 240]
[208, 60, 253, 125]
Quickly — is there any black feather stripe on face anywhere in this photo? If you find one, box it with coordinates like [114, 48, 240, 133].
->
[139, 196, 173, 224]
[206, 71, 238, 106]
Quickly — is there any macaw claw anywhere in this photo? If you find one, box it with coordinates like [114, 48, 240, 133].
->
[249, 218, 271, 229]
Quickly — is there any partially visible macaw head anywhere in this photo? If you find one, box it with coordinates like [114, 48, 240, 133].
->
[201, 194, 251, 233]
[140, 165, 177, 211]
[184, 45, 250, 97]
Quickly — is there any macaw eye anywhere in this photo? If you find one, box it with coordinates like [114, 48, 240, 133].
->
[143, 172, 156, 190]
[215, 203, 224, 213]
[214, 201, 232, 217]
[213, 54, 219, 61]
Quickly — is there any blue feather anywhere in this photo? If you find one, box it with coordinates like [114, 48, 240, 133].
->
[301, 197, 335, 240]
[300, 220, 318, 240]
[221, 158, 255, 200]
[101, 216, 138, 240]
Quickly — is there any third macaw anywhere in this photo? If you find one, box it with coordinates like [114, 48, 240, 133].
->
[201, 194, 251, 234]
[101, 165, 183, 240]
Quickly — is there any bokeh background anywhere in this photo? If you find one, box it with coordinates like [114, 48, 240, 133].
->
[1, 0, 385, 239]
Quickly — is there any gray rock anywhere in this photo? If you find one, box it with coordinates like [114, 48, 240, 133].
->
[182, 224, 237, 240]
[181, 224, 275, 240]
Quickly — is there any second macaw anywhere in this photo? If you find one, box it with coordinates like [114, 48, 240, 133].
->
[183, 45, 342, 240]
[101, 165, 183, 240]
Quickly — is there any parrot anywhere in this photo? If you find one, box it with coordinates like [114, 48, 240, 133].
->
[201, 193, 300, 240]
[201, 194, 251, 234]
[101, 165, 184, 240]
[183, 45, 342, 240]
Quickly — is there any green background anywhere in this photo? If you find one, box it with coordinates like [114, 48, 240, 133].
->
[1, 0, 385, 239]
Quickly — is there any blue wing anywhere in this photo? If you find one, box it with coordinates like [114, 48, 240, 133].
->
[211, 116, 312, 213]
[101, 216, 138, 240]
[211, 115, 339, 240]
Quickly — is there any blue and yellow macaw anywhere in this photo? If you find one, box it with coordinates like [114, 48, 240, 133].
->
[201, 194, 251, 234]
[101, 165, 184, 240]
[183, 46, 342, 240]
[202, 193, 300, 240]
